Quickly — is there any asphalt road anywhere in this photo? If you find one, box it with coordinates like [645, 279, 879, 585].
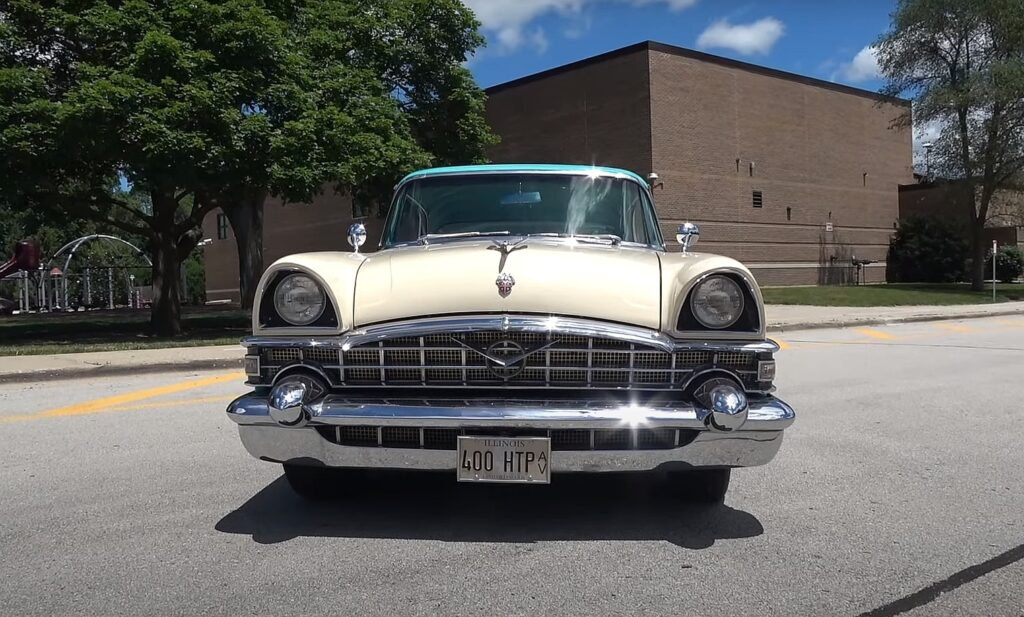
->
[1, 316, 1023, 616]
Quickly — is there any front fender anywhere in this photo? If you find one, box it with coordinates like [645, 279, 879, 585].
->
[658, 252, 766, 340]
[252, 252, 367, 336]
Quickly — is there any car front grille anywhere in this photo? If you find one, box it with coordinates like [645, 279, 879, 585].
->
[254, 331, 760, 391]
[315, 426, 699, 451]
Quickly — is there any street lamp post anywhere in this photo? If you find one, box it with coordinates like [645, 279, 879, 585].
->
[922, 142, 933, 180]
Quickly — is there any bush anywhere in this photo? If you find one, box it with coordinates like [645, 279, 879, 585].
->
[888, 216, 968, 283]
[986, 245, 1024, 283]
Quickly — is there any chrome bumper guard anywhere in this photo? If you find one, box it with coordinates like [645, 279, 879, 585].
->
[226, 394, 794, 472]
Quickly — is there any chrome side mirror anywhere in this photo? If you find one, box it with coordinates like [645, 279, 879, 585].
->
[348, 222, 367, 253]
[676, 222, 700, 253]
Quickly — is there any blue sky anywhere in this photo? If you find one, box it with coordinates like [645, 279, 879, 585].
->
[464, 1, 895, 93]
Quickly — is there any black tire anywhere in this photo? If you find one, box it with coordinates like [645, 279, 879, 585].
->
[668, 468, 731, 503]
[282, 464, 341, 500]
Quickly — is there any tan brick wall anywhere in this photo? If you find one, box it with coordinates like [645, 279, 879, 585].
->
[202, 189, 381, 303]
[485, 43, 913, 285]
[647, 48, 913, 284]
[486, 47, 652, 175]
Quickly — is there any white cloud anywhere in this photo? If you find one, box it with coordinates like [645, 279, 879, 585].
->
[835, 46, 881, 83]
[464, 0, 698, 53]
[631, 0, 698, 11]
[695, 17, 785, 56]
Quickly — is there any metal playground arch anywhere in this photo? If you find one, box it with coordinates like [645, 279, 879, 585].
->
[2, 234, 153, 312]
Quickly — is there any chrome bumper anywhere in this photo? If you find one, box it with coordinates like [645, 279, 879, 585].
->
[226, 394, 794, 472]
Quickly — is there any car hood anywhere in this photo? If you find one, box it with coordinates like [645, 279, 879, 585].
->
[353, 238, 663, 329]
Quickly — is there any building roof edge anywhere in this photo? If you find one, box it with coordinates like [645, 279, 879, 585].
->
[485, 40, 912, 108]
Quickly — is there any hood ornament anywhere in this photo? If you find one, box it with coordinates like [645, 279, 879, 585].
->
[495, 272, 515, 298]
[487, 237, 528, 256]
[488, 238, 527, 274]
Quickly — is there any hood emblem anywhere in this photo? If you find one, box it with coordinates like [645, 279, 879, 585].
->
[451, 337, 559, 380]
[495, 272, 515, 298]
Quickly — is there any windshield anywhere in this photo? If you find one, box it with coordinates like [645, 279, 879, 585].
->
[382, 173, 663, 247]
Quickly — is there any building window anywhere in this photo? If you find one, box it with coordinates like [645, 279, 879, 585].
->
[752, 191, 763, 208]
[216, 213, 229, 240]
[786, 206, 792, 221]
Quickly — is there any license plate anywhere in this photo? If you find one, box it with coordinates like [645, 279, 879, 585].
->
[456, 436, 551, 484]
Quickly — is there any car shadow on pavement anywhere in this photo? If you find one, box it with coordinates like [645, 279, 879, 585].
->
[215, 471, 764, 548]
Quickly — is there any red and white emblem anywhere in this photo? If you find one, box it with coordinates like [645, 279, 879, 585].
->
[495, 272, 515, 298]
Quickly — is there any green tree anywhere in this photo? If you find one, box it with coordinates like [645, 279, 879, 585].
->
[0, 1, 493, 332]
[218, 0, 494, 308]
[877, 0, 1024, 290]
[887, 215, 969, 282]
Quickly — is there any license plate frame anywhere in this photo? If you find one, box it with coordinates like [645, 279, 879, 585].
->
[456, 436, 552, 484]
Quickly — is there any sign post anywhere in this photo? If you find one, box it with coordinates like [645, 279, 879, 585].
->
[992, 240, 998, 302]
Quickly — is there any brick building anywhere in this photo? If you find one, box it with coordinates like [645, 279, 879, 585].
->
[203, 41, 913, 301]
[899, 179, 1023, 249]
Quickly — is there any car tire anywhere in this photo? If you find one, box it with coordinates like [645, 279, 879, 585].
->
[282, 464, 340, 500]
[668, 468, 731, 503]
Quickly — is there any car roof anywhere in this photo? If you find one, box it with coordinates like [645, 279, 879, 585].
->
[399, 164, 649, 187]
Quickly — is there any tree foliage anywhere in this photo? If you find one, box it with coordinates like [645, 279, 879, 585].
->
[888, 215, 969, 283]
[877, 0, 1024, 290]
[0, 0, 494, 329]
[221, 0, 495, 308]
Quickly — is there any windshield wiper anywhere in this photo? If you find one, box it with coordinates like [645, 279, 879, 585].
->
[531, 233, 623, 245]
[418, 231, 511, 245]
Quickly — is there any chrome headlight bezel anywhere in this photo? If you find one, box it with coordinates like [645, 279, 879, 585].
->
[270, 272, 325, 325]
[688, 274, 747, 330]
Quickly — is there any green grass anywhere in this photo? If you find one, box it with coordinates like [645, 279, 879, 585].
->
[761, 283, 1024, 307]
[0, 307, 249, 356]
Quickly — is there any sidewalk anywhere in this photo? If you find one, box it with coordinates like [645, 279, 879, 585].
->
[2, 301, 1023, 382]
[0, 344, 244, 383]
[766, 301, 1024, 331]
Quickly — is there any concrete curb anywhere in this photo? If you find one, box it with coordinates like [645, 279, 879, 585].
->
[766, 305, 1024, 333]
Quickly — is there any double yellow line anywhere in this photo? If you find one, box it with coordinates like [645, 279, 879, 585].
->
[0, 371, 243, 424]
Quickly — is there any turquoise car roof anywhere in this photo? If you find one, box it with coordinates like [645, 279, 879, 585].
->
[399, 164, 649, 187]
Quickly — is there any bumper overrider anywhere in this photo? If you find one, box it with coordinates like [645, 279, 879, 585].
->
[226, 316, 794, 474]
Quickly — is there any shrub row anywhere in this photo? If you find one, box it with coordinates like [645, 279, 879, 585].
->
[888, 216, 1023, 283]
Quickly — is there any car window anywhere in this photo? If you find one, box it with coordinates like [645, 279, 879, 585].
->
[384, 174, 660, 246]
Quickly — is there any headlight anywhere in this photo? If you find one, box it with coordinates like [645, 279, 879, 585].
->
[273, 274, 326, 326]
[690, 275, 745, 329]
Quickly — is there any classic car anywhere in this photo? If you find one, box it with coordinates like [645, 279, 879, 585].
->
[226, 164, 794, 502]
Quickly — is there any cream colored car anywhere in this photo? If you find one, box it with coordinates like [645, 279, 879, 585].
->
[226, 164, 794, 502]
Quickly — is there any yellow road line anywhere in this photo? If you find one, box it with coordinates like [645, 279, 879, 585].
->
[0, 372, 242, 424]
[995, 319, 1024, 328]
[105, 395, 234, 414]
[774, 339, 792, 350]
[0, 394, 236, 425]
[854, 328, 898, 341]
[934, 323, 976, 334]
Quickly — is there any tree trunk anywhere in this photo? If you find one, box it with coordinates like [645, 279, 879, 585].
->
[149, 191, 184, 336]
[969, 223, 987, 292]
[150, 231, 182, 336]
[224, 189, 266, 309]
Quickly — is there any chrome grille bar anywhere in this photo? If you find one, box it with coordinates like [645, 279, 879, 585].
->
[257, 329, 764, 391]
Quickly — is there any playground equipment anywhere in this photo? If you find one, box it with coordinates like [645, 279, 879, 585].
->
[0, 235, 151, 313]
